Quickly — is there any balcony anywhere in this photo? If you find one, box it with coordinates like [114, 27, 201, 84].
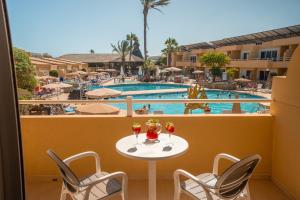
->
[175, 61, 201, 67]
[230, 57, 291, 69]
[175, 57, 291, 69]
[21, 112, 293, 199]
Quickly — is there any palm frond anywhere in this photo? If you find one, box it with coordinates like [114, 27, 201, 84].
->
[151, 0, 171, 7]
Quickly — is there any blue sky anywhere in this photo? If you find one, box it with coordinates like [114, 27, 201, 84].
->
[7, 0, 300, 57]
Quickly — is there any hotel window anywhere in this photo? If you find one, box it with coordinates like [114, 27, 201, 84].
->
[190, 56, 197, 63]
[260, 50, 278, 61]
[241, 52, 249, 60]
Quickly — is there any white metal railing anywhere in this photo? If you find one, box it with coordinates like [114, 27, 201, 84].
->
[19, 97, 272, 117]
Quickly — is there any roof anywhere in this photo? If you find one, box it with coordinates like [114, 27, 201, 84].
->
[211, 24, 300, 47]
[180, 42, 215, 51]
[30, 57, 86, 66]
[148, 56, 164, 62]
[180, 24, 300, 51]
[58, 53, 144, 63]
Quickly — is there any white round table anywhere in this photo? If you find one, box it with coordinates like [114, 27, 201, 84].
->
[116, 133, 189, 200]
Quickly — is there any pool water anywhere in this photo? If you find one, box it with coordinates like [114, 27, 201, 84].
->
[86, 83, 266, 114]
[90, 83, 190, 92]
[109, 90, 266, 114]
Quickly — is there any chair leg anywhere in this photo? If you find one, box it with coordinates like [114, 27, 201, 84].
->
[174, 173, 181, 200]
[60, 185, 67, 200]
[121, 190, 128, 200]
[174, 189, 181, 200]
[245, 183, 251, 200]
[204, 189, 213, 200]
[121, 175, 128, 200]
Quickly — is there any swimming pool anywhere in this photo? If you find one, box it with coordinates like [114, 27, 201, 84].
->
[110, 90, 266, 114]
[87, 83, 266, 114]
[90, 83, 190, 92]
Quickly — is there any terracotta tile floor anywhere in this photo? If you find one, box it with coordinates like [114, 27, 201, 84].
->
[26, 179, 291, 200]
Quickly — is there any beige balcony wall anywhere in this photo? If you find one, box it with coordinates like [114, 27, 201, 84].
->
[21, 114, 272, 181]
[271, 46, 300, 199]
[230, 59, 271, 69]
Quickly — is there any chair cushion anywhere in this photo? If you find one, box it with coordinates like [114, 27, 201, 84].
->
[74, 172, 121, 200]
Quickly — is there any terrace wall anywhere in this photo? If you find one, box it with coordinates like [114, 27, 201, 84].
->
[271, 46, 300, 199]
[21, 115, 272, 181]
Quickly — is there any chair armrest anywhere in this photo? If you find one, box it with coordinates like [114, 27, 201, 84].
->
[213, 153, 240, 175]
[174, 169, 214, 189]
[63, 151, 101, 173]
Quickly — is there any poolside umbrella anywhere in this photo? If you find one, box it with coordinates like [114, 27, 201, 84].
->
[77, 71, 87, 75]
[96, 69, 106, 72]
[165, 67, 182, 72]
[85, 88, 122, 99]
[76, 103, 120, 115]
[159, 69, 168, 74]
[193, 70, 204, 74]
[165, 67, 182, 81]
[105, 69, 117, 72]
[88, 72, 98, 76]
[234, 78, 251, 83]
[120, 66, 125, 76]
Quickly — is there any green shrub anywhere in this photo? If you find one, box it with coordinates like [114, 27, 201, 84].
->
[211, 66, 222, 78]
[49, 70, 59, 77]
[17, 88, 33, 100]
[199, 52, 230, 81]
[13, 47, 37, 91]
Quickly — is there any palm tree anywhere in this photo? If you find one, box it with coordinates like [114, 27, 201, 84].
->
[161, 37, 178, 67]
[140, 0, 171, 60]
[111, 40, 132, 74]
[126, 33, 139, 63]
[199, 52, 230, 82]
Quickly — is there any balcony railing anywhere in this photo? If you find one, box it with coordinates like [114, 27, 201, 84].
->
[19, 98, 272, 116]
[231, 57, 291, 62]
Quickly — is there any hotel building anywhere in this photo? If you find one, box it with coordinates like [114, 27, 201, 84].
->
[30, 56, 88, 76]
[172, 24, 300, 81]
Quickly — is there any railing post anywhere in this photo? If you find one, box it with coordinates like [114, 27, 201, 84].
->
[126, 96, 133, 117]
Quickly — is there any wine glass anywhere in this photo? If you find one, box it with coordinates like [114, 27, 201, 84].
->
[165, 122, 175, 146]
[132, 123, 141, 146]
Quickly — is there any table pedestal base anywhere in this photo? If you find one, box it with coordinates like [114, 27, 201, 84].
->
[148, 160, 156, 200]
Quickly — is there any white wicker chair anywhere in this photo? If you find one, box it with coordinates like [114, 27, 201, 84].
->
[47, 150, 128, 200]
[174, 153, 261, 200]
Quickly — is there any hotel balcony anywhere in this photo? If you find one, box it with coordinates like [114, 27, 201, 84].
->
[230, 58, 291, 69]
[175, 58, 290, 70]
[23, 114, 290, 200]
[175, 61, 202, 68]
